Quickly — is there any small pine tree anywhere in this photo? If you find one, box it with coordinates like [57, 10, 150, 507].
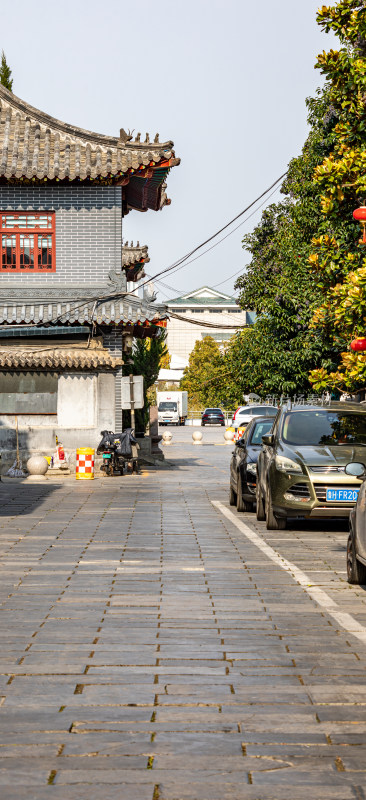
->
[0, 51, 13, 91]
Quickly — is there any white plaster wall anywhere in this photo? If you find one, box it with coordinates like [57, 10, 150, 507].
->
[0, 414, 57, 427]
[97, 373, 116, 431]
[166, 309, 247, 363]
[57, 373, 96, 428]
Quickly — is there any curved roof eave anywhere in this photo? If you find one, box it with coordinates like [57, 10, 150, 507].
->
[0, 85, 180, 182]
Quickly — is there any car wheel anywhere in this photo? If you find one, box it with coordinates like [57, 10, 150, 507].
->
[347, 529, 366, 584]
[237, 475, 253, 513]
[256, 481, 265, 521]
[265, 487, 286, 530]
[229, 482, 237, 506]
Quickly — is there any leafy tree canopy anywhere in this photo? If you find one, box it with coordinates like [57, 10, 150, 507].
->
[308, 0, 366, 392]
[0, 51, 13, 91]
[233, 0, 366, 397]
[124, 331, 168, 430]
[234, 83, 339, 395]
[180, 336, 243, 409]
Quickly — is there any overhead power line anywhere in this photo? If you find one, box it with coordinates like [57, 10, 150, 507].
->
[152, 182, 281, 299]
[28, 170, 286, 329]
[168, 311, 246, 330]
[137, 172, 287, 290]
[158, 183, 283, 292]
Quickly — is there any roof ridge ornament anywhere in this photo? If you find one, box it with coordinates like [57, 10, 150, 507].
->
[0, 84, 180, 207]
[119, 128, 133, 143]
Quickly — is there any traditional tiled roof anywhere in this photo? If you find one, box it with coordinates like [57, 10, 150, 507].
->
[0, 338, 123, 370]
[122, 242, 149, 268]
[0, 294, 167, 327]
[0, 86, 180, 210]
[122, 241, 149, 282]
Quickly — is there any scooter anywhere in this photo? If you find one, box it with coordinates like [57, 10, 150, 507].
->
[97, 429, 139, 476]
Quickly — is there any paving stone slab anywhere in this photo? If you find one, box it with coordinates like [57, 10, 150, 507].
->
[2, 435, 366, 798]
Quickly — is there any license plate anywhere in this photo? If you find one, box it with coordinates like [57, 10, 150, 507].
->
[326, 488, 360, 502]
[103, 453, 112, 459]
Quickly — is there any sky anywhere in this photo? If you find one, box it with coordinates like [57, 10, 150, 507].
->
[2, 0, 336, 302]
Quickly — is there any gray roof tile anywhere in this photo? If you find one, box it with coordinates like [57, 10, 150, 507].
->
[0, 86, 180, 188]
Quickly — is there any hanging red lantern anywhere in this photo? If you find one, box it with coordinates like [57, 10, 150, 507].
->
[353, 204, 366, 244]
[351, 337, 366, 351]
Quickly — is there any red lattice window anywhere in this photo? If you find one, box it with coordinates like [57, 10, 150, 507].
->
[0, 212, 55, 272]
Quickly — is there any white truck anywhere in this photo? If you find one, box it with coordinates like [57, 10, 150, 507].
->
[157, 391, 188, 426]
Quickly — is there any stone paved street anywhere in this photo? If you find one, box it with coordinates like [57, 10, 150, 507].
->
[1, 427, 366, 799]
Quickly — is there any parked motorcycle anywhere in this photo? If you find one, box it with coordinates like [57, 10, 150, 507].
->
[97, 429, 139, 476]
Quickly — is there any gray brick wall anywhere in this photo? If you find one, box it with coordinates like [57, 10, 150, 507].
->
[0, 185, 122, 286]
[104, 331, 123, 432]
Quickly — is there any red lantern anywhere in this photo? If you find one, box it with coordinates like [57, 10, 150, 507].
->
[350, 337, 366, 352]
[353, 206, 366, 221]
[353, 205, 366, 244]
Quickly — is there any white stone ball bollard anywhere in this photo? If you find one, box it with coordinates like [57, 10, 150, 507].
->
[192, 430, 203, 445]
[224, 429, 235, 444]
[162, 430, 173, 445]
[26, 455, 49, 481]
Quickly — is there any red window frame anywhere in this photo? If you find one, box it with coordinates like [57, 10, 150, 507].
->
[0, 212, 56, 273]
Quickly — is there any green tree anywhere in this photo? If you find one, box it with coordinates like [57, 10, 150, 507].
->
[181, 337, 222, 408]
[0, 51, 13, 91]
[234, 84, 339, 395]
[308, 0, 366, 392]
[181, 336, 243, 409]
[124, 331, 168, 431]
[233, 0, 366, 396]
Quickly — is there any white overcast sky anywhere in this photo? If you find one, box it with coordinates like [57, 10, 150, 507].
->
[2, 0, 336, 301]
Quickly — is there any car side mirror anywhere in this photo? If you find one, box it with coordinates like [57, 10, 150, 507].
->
[345, 462, 366, 478]
[262, 434, 274, 446]
[236, 439, 246, 448]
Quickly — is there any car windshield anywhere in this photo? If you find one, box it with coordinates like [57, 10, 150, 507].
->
[205, 408, 222, 414]
[239, 406, 277, 417]
[158, 402, 177, 411]
[282, 410, 366, 446]
[250, 420, 274, 445]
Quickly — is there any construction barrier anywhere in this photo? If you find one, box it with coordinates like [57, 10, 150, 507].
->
[76, 447, 95, 480]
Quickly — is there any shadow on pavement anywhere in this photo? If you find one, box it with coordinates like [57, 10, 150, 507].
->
[162, 457, 205, 469]
[285, 517, 349, 534]
[0, 481, 60, 516]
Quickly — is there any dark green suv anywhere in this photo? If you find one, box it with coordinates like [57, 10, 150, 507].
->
[256, 403, 366, 530]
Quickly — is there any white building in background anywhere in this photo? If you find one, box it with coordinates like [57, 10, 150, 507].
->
[165, 286, 251, 366]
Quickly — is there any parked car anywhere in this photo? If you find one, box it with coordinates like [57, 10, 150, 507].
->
[256, 402, 366, 530]
[233, 405, 278, 431]
[232, 406, 242, 424]
[345, 461, 366, 584]
[229, 416, 276, 512]
[202, 408, 225, 426]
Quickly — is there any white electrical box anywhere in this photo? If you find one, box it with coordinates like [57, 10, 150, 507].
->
[121, 375, 144, 409]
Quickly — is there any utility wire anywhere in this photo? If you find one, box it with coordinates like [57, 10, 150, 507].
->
[136, 173, 287, 290]
[23, 171, 286, 329]
[168, 311, 246, 330]
[143, 181, 282, 295]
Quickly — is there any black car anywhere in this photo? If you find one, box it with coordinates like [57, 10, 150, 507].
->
[346, 461, 366, 584]
[229, 416, 276, 512]
[256, 402, 366, 531]
[202, 408, 225, 426]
